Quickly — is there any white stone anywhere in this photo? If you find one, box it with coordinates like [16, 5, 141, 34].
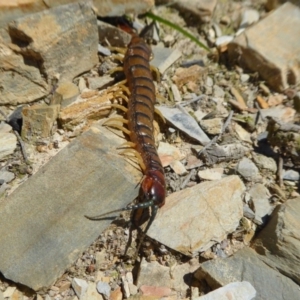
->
[72, 278, 88, 300]
[196, 281, 256, 300]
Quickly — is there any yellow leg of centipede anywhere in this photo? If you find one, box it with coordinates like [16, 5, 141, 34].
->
[107, 66, 124, 75]
[118, 141, 136, 149]
[109, 54, 124, 63]
[150, 65, 161, 82]
[110, 103, 128, 113]
[119, 148, 146, 172]
[108, 46, 127, 55]
[103, 117, 128, 125]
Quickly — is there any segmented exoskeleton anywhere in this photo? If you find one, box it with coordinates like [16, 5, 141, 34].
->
[87, 32, 166, 232]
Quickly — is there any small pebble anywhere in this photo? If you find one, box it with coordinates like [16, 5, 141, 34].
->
[96, 281, 111, 300]
[282, 170, 299, 181]
[241, 74, 250, 82]
[236, 158, 259, 181]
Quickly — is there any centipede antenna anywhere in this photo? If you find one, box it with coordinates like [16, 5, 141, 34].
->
[85, 200, 154, 220]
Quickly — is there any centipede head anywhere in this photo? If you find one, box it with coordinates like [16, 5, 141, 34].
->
[141, 174, 166, 209]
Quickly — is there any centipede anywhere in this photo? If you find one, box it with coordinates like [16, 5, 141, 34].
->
[86, 22, 166, 233]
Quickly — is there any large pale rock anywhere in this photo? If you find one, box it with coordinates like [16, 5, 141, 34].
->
[228, 2, 300, 92]
[0, 124, 141, 290]
[147, 176, 245, 256]
[194, 247, 300, 300]
[0, 2, 98, 104]
[253, 197, 300, 285]
[0, 0, 154, 27]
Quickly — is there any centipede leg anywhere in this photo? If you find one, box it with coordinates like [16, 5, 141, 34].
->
[107, 66, 124, 75]
[118, 141, 136, 149]
[108, 46, 127, 55]
[150, 65, 161, 82]
[119, 149, 146, 171]
[110, 103, 128, 113]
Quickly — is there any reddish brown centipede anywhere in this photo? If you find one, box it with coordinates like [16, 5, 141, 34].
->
[86, 31, 166, 231]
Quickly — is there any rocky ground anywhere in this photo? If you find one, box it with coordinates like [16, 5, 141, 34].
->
[0, 0, 300, 300]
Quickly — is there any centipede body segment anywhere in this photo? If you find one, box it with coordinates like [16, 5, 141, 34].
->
[123, 34, 166, 217]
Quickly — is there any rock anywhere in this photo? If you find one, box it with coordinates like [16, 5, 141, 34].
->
[0, 290, 3, 300]
[198, 168, 223, 181]
[138, 258, 200, 292]
[0, 0, 154, 27]
[232, 123, 252, 143]
[96, 281, 111, 300]
[172, 65, 206, 90]
[1, 122, 14, 134]
[128, 283, 138, 296]
[261, 105, 295, 122]
[253, 197, 300, 285]
[21, 104, 60, 143]
[282, 169, 299, 181]
[86, 76, 114, 91]
[239, 9, 260, 30]
[200, 143, 250, 165]
[157, 142, 185, 167]
[174, 0, 217, 23]
[186, 155, 203, 170]
[58, 93, 112, 130]
[151, 46, 182, 75]
[7, 107, 23, 132]
[170, 160, 188, 176]
[121, 276, 130, 299]
[240, 74, 250, 83]
[97, 20, 131, 48]
[94, 0, 154, 17]
[0, 169, 15, 183]
[147, 176, 245, 256]
[252, 153, 277, 173]
[0, 41, 48, 105]
[199, 118, 223, 135]
[0, 2, 98, 105]
[3, 287, 16, 298]
[248, 184, 273, 225]
[0, 124, 141, 290]
[215, 36, 234, 51]
[139, 285, 172, 298]
[54, 82, 80, 108]
[72, 278, 88, 300]
[194, 247, 300, 300]
[0, 127, 17, 160]
[228, 2, 300, 92]
[81, 282, 103, 300]
[236, 157, 259, 181]
[110, 287, 122, 300]
[196, 281, 256, 300]
[157, 106, 210, 145]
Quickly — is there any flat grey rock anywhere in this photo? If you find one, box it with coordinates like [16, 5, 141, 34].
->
[147, 176, 245, 256]
[0, 124, 141, 290]
[248, 183, 273, 225]
[253, 197, 300, 285]
[157, 106, 210, 145]
[194, 247, 300, 300]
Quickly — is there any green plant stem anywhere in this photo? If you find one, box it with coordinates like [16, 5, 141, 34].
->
[145, 11, 210, 52]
